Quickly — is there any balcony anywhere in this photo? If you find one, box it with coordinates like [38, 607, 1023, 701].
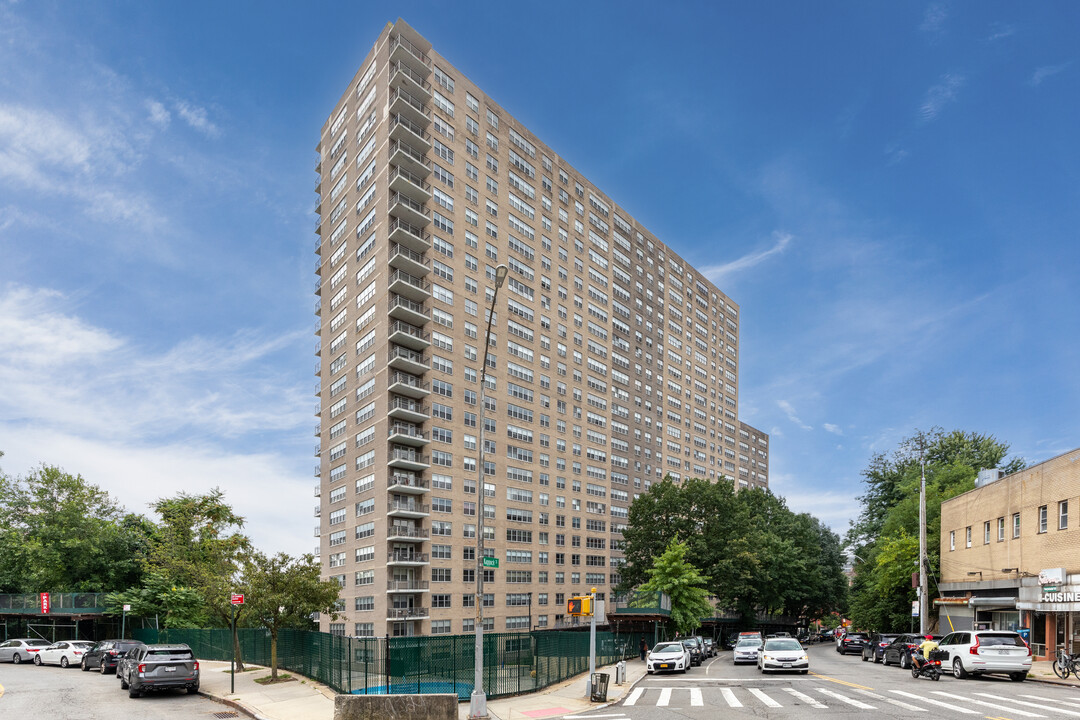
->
[387, 346, 429, 375]
[387, 471, 430, 494]
[389, 60, 431, 100]
[314, 298, 321, 316]
[389, 139, 431, 178]
[387, 320, 430, 352]
[388, 166, 431, 204]
[388, 190, 430, 228]
[387, 446, 430, 471]
[387, 268, 430, 304]
[386, 606, 429, 620]
[386, 524, 429, 541]
[388, 422, 429, 447]
[388, 293, 429, 327]
[388, 243, 429, 279]
[387, 218, 431, 256]
[387, 396, 429, 424]
[313, 484, 320, 498]
[389, 34, 431, 74]
[387, 580, 429, 593]
[389, 114, 431, 153]
[387, 550, 429, 565]
[389, 87, 430, 126]
[387, 370, 430, 400]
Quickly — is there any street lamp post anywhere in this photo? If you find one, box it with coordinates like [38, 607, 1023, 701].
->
[469, 263, 508, 720]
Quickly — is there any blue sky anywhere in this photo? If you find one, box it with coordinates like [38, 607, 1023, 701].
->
[1, 1, 1077, 554]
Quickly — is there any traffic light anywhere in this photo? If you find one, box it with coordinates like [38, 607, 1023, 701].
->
[567, 595, 592, 616]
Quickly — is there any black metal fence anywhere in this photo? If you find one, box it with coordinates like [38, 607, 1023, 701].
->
[132, 627, 643, 700]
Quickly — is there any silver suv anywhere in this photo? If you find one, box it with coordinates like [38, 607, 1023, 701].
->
[936, 630, 1031, 681]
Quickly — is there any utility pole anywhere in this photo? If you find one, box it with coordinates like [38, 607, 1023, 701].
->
[585, 587, 597, 698]
[918, 436, 929, 635]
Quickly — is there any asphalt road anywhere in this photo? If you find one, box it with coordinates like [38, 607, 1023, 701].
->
[575, 642, 1080, 720]
[0, 659, 232, 719]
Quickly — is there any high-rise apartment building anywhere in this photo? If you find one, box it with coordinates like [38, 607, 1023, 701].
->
[313, 19, 768, 637]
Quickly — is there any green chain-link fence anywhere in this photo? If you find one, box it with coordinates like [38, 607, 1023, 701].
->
[133, 627, 644, 700]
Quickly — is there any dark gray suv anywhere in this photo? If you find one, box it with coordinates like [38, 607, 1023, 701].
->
[119, 643, 199, 698]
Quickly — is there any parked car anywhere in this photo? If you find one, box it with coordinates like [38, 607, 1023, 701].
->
[861, 633, 901, 663]
[758, 637, 809, 674]
[646, 641, 691, 674]
[0, 638, 50, 664]
[883, 634, 940, 669]
[82, 639, 144, 674]
[702, 637, 716, 657]
[119, 643, 200, 697]
[936, 630, 1031, 681]
[675, 636, 705, 666]
[733, 638, 762, 664]
[115, 645, 145, 683]
[838, 631, 868, 655]
[35, 641, 94, 667]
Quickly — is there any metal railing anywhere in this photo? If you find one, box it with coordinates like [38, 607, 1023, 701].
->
[0, 593, 108, 613]
[388, 550, 430, 563]
[388, 319, 428, 342]
[387, 500, 430, 515]
[387, 580, 430, 591]
[389, 166, 431, 194]
[389, 114, 430, 143]
[389, 34, 432, 68]
[386, 526, 429, 540]
[389, 61, 431, 92]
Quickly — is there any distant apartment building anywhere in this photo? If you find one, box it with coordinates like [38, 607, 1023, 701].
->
[312, 19, 768, 637]
[939, 447, 1080, 658]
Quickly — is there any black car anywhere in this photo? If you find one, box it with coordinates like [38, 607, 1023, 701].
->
[861, 633, 901, 663]
[82, 639, 145, 674]
[726, 631, 742, 649]
[675, 636, 705, 666]
[119, 643, 199, 698]
[837, 632, 869, 655]
[882, 634, 941, 669]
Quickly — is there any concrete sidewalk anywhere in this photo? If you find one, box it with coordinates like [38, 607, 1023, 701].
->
[197, 657, 650, 720]
[1028, 658, 1080, 687]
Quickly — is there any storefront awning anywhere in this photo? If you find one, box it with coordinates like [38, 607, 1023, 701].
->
[967, 596, 1017, 608]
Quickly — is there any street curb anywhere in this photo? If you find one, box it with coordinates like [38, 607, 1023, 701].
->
[1026, 675, 1080, 688]
[200, 690, 270, 720]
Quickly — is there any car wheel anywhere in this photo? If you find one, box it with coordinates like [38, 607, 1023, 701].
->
[128, 686, 141, 698]
[899, 653, 910, 669]
[34, 655, 42, 665]
[60, 657, 69, 668]
[188, 685, 199, 694]
[81, 658, 90, 671]
[861, 652, 869, 662]
[952, 658, 968, 679]
[100, 661, 107, 674]
[12, 653, 21, 665]
[120, 674, 129, 689]
[1010, 672, 1026, 682]
[875, 652, 883, 664]
[681, 667, 687, 674]
[800, 669, 808, 674]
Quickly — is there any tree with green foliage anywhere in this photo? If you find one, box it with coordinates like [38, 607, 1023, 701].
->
[240, 551, 341, 680]
[845, 429, 1024, 631]
[104, 573, 207, 630]
[638, 538, 714, 636]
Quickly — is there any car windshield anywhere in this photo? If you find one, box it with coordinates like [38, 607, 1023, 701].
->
[979, 634, 1026, 647]
[736, 639, 759, 648]
[147, 648, 193, 658]
[765, 639, 803, 651]
[652, 643, 683, 654]
[72, 642, 94, 648]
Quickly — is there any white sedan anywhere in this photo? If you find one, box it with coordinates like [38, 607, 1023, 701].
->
[733, 638, 761, 664]
[758, 638, 809, 673]
[647, 641, 691, 674]
[35, 641, 94, 668]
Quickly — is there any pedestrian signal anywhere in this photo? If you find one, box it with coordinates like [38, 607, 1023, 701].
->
[567, 596, 592, 616]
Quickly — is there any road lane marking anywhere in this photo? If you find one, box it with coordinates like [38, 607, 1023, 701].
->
[816, 687, 877, 710]
[1021, 694, 1080, 710]
[657, 687, 672, 707]
[720, 687, 742, 707]
[891, 689, 981, 714]
[931, 691, 1045, 718]
[783, 687, 827, 709]
[807, 671, 873, 689]
[623, 687, 643, 706]
[689, 688, 703, 707]
[975, 693, 1080, 717]
[854, 688, 927, 712]
[749, 688, 782, 708]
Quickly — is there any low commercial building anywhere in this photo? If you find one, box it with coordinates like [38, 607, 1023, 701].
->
[938, 447, 1080, 659]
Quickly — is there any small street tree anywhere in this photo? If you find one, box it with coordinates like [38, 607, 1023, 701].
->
[240, 550, 341, 680]
[639, 538, 714, 636]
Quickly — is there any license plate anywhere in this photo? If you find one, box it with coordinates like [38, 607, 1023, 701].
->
[782, 663, 792, 668]
[164, 666, 176, 672]
[660, 663, 669, 668]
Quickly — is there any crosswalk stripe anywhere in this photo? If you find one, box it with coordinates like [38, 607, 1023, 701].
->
[931, 691, 1044, 718]
[975, 692, 1080, 717]
[783, 687, 828, 709]
[749, 688, 782, 708]
[816, 687, 876, 710]
[623, 687, 643, 706]
[853, 688, 927, 712]
[890, 689, 981, 714]
[720, 687, 742, 708]
[689, 688, 703, 707]
[657, 687, 672, 707]
[1021, 694, 1080, 710]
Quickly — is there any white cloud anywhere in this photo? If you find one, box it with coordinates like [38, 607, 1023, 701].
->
[920, 73, 965, 122]
[1030, 62, 1071, 87]
[778, 400, 813, 431]
[175, 101, 220, 138]
[985, 23, 1015, 42]
[824, 423, 844, 436]
[768, 472, 861, 533]
[701, 231, 792, 283]
[147, 99, 171, 128]
[920, 3, 948, 36]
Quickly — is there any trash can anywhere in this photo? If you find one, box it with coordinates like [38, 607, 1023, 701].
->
[590, 672, 609, 702]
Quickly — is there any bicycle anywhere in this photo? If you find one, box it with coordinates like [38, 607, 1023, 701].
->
[1052, 648, 1080, 679]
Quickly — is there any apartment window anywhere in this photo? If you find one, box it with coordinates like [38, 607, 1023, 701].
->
[1013, 512, 1021, 538]
[1039, 505, 1048, 533]
[997, 516, 1005, 542]
[983, 521, 990, 545]
[965, 526, 971, 548]
[431, 620, 452, 634]
[949, 530, 955, 551]
[1060, 500, 1069, 530]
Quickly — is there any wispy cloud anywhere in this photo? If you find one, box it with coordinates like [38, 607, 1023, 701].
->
[778, 400, 813, 431]
[824, 423, 844, 436]
[175, 100, 220, 138]
[920, 73, 965, 122]
[985, 23, 1015, 42]
[701, 231, 792, 283]
[920, 3, 949, 36]
[1030, 62, 1071, 87]
[146, 99, 171, 128]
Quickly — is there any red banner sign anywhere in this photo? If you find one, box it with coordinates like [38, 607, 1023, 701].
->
[40, 592, 50, 614]
[230, 593, 245, 605]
